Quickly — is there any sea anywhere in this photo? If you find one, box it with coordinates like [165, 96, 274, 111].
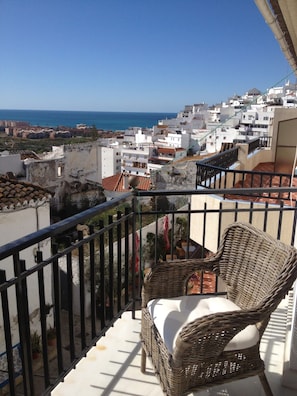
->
[0, 109, 176, 131]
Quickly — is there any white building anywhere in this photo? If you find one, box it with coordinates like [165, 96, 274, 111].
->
[155, 130, 190, 150]
[157, 103, 208, 132]
[239, 107, 274, 137]
[0, 151, 25, 177]
[97, 145, 122, 181]
[122, 127, 153, 146]
[121, 146, 150, 177]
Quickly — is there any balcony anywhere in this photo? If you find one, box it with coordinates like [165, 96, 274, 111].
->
[53, 292, 295, 396]
[0, 176, 297, 395]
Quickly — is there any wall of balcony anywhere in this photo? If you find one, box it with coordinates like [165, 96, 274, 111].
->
[237, 142, 274, 171]
[213, 144, 273, 190]
[190, 194, 297, 253]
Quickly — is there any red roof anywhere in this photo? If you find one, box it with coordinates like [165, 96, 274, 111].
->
[102, 173, 122, 191]
[158, 147, 186, 154]
[0, 176, 51, 210]
[102, 173, 152, 192]
[158, 147, 176, 154]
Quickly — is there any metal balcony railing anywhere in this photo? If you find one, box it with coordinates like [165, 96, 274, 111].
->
[196, 137, 272, 188]
[196, 162, 297, 201]
[196, 139, 297, 202]
[1, 187, 297, 395]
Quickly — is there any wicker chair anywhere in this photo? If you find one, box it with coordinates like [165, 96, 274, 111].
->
[140, 222, 297, 396]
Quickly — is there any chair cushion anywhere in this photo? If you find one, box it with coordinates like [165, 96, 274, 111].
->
[147, 295, 259, 354]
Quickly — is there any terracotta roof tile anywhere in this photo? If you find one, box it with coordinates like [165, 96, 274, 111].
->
[102, 174, 122, 191]
[102, 173, 152, 192]
[0, 176, 51, 210]
[158, 147, 176, 154]
[20, 151, 41, 160]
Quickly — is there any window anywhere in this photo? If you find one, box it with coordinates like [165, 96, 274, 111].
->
[57, 165, 63, 177]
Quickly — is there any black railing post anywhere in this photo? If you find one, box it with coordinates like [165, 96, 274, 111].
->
[249, 202, 254, 223]
[66, 236, 75, 361]
[77, 230, 86, 350]
[117, 211, 122, 313]
[108, 215, 114, 321]
[0, 270, 16, 395]
[89, 225, 96, 339]
[13, 255, 34, 396]
[185, 200, 191, 258]
[217, 201, 223, 250]
[277, 201, 284, 240]
[52, 243, 63, 373]
[124, 207, 130, 305]
[99, 219, 106, 329]
[131, 195, 137, 318]
[201, 202, 207, 259]
[36, 250, 50, 388]
[263, 202, 268, 232]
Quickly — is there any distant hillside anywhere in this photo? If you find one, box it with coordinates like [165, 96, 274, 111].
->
[0, 136, 98, 153]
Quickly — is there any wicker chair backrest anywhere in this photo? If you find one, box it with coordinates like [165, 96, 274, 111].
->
[217, 222, 297, 312]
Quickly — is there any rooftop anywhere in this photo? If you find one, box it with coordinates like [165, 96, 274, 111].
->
[102, 173, 151, 192]
[158, 147, 186, 154]
[0, 175, 51, 210]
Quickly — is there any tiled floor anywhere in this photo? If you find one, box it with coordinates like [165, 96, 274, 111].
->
[51, 293, 296, 396]
[227, 162, 297, 204]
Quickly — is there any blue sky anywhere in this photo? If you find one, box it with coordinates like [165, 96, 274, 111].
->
[0, 0, 294, 112]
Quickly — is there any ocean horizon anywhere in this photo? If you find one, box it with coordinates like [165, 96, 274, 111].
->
[0, 109, 177, 131]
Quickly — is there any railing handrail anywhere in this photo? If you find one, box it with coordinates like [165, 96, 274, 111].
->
[136, 186, 297, 197]
[196, 136, 271, 175]
[196, 162, 296, 178]
[198, 146, 239, 166]
[195, 161, 297, 198]
[2, 186, 297, 259]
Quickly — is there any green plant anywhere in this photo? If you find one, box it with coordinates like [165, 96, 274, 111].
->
[143, 232, 167, 263]
[47, 326, 57, 346]
[150, 195, 170, 212]
[176, 216, 188, 241]
[31, 331, 41, 354]
[46, 326, 56, 340]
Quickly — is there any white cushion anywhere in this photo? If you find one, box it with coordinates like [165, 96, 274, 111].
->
[147, 295, 259, 354]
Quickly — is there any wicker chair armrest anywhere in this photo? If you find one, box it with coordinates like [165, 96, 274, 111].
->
[173, 308, 263, 366]
[142, 257, 219, 307]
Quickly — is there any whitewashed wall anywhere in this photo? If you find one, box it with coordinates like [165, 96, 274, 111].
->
[0, 201, 52, 350]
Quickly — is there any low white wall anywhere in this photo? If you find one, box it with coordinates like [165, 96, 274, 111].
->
[190, 194, 295, 253]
